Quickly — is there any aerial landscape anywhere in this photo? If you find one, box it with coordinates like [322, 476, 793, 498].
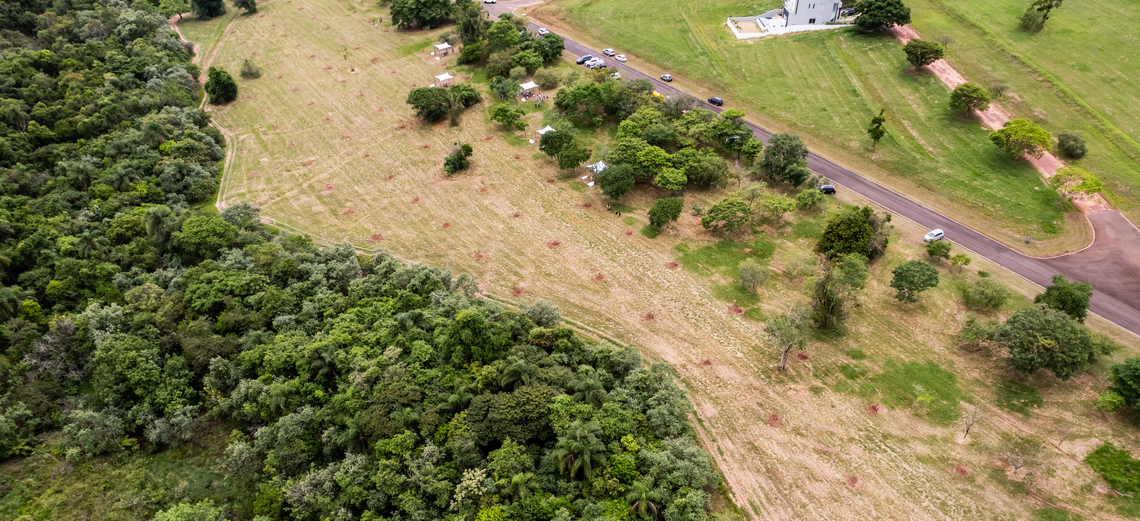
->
[1, 0, 1139, 519]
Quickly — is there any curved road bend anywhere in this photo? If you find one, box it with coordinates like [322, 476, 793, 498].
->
[483, 1, 1140, 336]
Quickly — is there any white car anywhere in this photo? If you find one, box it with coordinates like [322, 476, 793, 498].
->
[923, 229, 945, 242]
[537, 28, 549, 35]
[615, 54, 627, 62]
[610, 71, 621, 79]
[602, 48, 616, 56]
[483, 0, 495, 3]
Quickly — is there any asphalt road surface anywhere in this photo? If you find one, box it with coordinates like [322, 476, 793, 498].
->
[483, 1, 1140, 337]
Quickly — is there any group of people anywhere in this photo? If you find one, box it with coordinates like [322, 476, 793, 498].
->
[522, 91, 547, 107]
[371, 18, 382, 28]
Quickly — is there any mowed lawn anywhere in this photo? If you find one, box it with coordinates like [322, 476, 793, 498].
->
[534, 0, 1098, 245]
[907, 0, 1140, 220]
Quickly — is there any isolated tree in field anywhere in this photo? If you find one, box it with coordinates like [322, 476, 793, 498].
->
[597, 164, 636, 199]
[903, 39, 944, 67]
[990, 119, 1052, 158]
[701, 197, 753, 234]
[950, 253, 971, 273]
[768, 306, 807, 370]
[757, 133, 809, 186]
[491, 105, 526, 131]
[738, 258, 768, 293]
[1030, 0, 1063, 27]
[204, 67, 237, 104]
[1049, 166, 1103, 202]
[853, 0, 912, 31]
[444, 143, 474, 174]
[1056, 132, 1086, 159]
[867, 108, 887, 149]
[812, 254, 868, 327]
[233, 0, 256, 13]
[390, 0, 453, 29]
[1110, 358, 1140, 408]
[1034, 274, 1092, 322]
[648, 198, 684, 228]
[926, 240, 951, 261]
[890, 261, 939, 302]
[948, 83, 991, 113]
[996, 304, 1095, 380]
[405, 87, 452, 122]
[558, 141, 591, 170]
[239, 59, 261, 79]
[191, 0, 226, 18]
[960, 406, 983, 439]
[540, 130, 573, 158]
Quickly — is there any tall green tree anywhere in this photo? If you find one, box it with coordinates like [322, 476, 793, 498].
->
[1031, 0, 1063, 26]
[557, 141, 591, 170]
[233, 0, 256, 13]
[903, 39, 944, 67]
[1034, 274, 1093, 323]
[648, 198, 684, 228]
[597, 164, 636, 200]
[853, 0, 911, 31]
[453, 0, 490, 43]
[996, 304, 1096, 380]
[626, 480, 663, 518]
[191, 0, 226, 18]
[812, 254, 868, 327]
[757, 133, 809, 186]
[700, 197, 753, 234]
[990, 119, 1052, 158]
[405, 87, 452, 122]
[204, 67, 237, 104]
[767, 306, 807, 370]
[949, 83, 991, 113]
[553, 421, 606, 480]
[486, 19, 520, 49]
[867, 108, 887, 149]
[390, 0, 453, 29]
[890, 261, 939, 302]
[1110, 358, 1140, 407]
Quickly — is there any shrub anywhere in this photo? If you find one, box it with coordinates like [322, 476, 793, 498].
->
[521, 300, 561, 327]
[1095, 391, 1125, 417]
[738, 258, 768, 293]
[648, 197, 684, 228]
[1110, 358, 1140, 407]
[444, 143, 474, 174]
[1019, 6, 1045, 32]
[63, 409, 125, 457]
[961, 278, 1011, 309]
[239, 59, 261, 79]
[796, 188, 825, 210]
[926, 240, 951, 261]
[508, 66, 527, 84]
[1056, 132, 1087, 159]
[1086, 442, 1140, 493]
[533, 68, 560, 89]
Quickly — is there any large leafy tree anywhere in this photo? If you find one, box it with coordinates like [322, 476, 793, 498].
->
[812, 254, 868, 327]
[648, 198, 684, 228]
[540, 130, 573, 158]
[990, 119, 1052, 158]
[557, 140, 591, 170]
[903, 39, 944, 67]
[233, 0, 257, 13]
[204, 67, 237, 104]
[949, 83, 991, 113]
[172, 216, 238, 259]
[191, 0, 226, 18]
[553, 421, 606, 480]
[390, 0, 453, 29]
[996, 304, 1096, 380]
[535, 33, 565, 64]
[486, 19, 520, 49]
[597, 164, 636, 199]
[1110, 358, 1140, 407]
[853, 0, 912, 31]
[889, 261, 939, 302]
[757, 133, 809, 186]
[1034, 274, 1093, 323]
[453, 0, 489, 43]
[701, 197, 753, 234]
[816, 206, 873, 259]
[405, 87, 453, 122]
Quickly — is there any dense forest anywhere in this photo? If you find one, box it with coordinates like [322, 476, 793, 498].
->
[0, 2, 721, 520]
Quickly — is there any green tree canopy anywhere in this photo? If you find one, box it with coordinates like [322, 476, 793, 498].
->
[491, 105, 526, 130]
[990, 118, 1052, 158]
[701, 197, 753, 233]
[949, 82, 991, 113]
[1034, 274, 1093, 322]
[233, 0, 257, 13]
[652, 167, 687, 192]
[996, 304, 1096, 380]
[1110, 358, 1140, 407]
[540, 130, 573, 158]
[903, 39, 944, 67]
[390, 0, 454, 29]
[173, 216, 238, 259]
[648, 197, 684, 228]
[597, 164, 636, 199]
[191, 0, 226, 18]
[926, 240, 951, 261]
[757, 133, 809, 186]
[487, 19, 521, 49]
[405, 87, 453, 122]
[890, 260, 939, 302]
[816, 206, 893, 260]
[204, 67, 237, 104]
[853, 0, 912, 31]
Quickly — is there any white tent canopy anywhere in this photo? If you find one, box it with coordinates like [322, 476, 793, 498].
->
[536, 126, 557, 135]
[586, 161, 607, 173]
[519, 81, 539, 90]
[433, 43, 452, 50]
[434, 73, 454, 82]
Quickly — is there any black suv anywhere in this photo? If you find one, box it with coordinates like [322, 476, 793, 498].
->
[819, 185, 836, 195]
[576, 55, 593, 64]
[707, 97, 724, 106]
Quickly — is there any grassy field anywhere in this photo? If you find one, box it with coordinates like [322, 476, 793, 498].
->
[69, 1, 1140, 520]
[527, 0, 1140, 251]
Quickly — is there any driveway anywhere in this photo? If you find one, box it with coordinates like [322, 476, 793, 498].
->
[481, 1, 1140, 336]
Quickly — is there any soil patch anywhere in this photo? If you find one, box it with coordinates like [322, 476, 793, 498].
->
[441, 222, 451, 229]
[955, 465, 971, 477]
[767, 414, 783, 427]
[867, 404, 883, 415]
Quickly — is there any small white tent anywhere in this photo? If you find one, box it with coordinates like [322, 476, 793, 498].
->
[519, 81, 539, 91]
[434, 73, 454, 82]
[433, 43, 452, 51]
[536, 126, 556, 135]
[587, 161, 607, 173]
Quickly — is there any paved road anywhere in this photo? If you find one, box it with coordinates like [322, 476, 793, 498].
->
[484, 1, 1140, 336]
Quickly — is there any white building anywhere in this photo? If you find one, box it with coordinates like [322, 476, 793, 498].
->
[783, 0, 840, 25]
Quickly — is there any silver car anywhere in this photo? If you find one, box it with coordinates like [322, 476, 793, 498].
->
[923, 229, 945, 242]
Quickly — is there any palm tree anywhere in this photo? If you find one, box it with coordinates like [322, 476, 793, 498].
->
[389, 407, 420, 429]
[446, 384, 475, 411]
[108, 167, 140, 191]
[0, 285, 29, 320]
[74, 230, 108, 258]
[0, 251, 11, 281]
[65, 161, 96, 190]
[573, 377, 607, 408]
[140, 117, 171, 147]
[505, 472, 542, 500]
[309, 344, 339, 383]
[500, 356, 539, 390]
[144, 205, 175, 246]
[553, 420, 605, 480]
[626, 479, 662, 518]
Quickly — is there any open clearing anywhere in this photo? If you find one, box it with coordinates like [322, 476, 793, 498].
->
[187, 1, 1140, 520]
[528, 0, 1140, 251]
